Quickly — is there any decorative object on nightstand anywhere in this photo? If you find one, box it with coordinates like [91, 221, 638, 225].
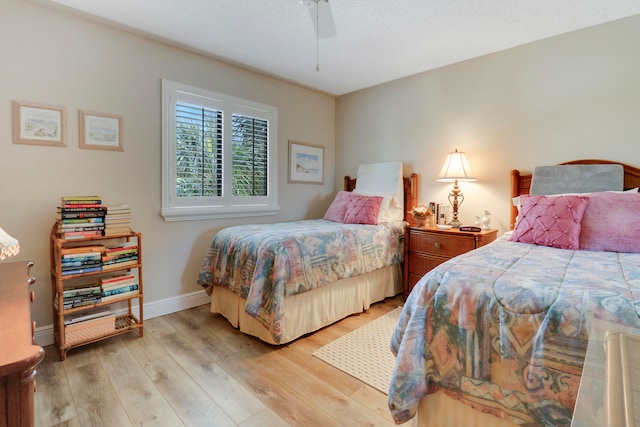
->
[409, 204, 432, 227]
[481, 210, 492, 230]
[436, 149, 476, 228]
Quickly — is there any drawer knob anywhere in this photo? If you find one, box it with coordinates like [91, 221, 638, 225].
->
[30, 291, 35, 302]
[434, 242, 441, 249]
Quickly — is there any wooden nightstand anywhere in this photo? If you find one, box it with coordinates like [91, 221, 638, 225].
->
[403, 225, 498, 299]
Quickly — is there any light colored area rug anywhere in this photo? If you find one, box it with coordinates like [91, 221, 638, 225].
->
[313, 306, 402, 394]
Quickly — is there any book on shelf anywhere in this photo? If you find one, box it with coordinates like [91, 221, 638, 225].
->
[101, 259, 138, 270]
[59, 296, 101, 310]
[100, 273, 136, 285]
[61, 254, 102, 263]
[57, 211, 106, 220]
[104, 228, 132, 236]
[62, 283, 101, 298]
[61, 259, 102, 269]
[58, 225, 105, 233]
[64, 307, 113, 326]
[61, 196, 102, 205]
[63, 293, 102, 307]
[60, 230, 103, 239]
[101, 289, 139, 302]
[60, 244, 105, 255]
[57, 206, 106, 214]
[61, 265, 103, 276]
[102, 278, 138, 291]
[102, 283, 139, 297]
[60, 219, 105, 226]
[104, 241, 137, 253]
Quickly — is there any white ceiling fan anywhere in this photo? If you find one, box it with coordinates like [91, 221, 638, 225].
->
[300, 0, 337, 39]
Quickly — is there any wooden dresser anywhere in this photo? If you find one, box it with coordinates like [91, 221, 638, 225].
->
[403, 226, 498, 299]
[0, 261, 43, 427]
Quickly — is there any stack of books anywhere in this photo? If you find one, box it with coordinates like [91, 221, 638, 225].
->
[60, 282, 102, 309]
[100, 274, 140, 302]
[101, 241, 139, 270]
[57, 196, 106, 239]
[60, 245, 104, 276]
[104, 203, 131, 236]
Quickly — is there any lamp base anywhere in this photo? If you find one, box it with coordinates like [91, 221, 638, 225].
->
[448, 218, 462, 229]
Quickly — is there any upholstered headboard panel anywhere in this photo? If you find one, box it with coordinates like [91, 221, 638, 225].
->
[530, 164, 623, 195]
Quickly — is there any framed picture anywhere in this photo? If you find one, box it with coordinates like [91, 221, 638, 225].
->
[288, 140, 324, 184]
[79, 110, 123, 151]
[12, 100, 67, 147]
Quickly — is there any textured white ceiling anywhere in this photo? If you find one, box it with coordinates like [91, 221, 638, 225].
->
[43, 0, 640, 95]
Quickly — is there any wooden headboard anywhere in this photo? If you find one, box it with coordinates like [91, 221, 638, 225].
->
[344, 173, 419, 224]
[510, 159, 640, 230]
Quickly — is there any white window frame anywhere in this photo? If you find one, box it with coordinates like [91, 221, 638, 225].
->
[161, 79, 279, 221]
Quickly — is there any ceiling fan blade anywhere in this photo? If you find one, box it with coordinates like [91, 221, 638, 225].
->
[302, 0, 337, 38]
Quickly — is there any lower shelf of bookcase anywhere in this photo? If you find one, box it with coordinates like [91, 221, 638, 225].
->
[57, 313, 143, 361]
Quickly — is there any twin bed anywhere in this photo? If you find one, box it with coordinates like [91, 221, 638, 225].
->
[389, 160, 640, 426]
[197, 162, 418, 345]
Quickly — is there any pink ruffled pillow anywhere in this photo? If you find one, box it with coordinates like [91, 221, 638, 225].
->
[580, 192, 640, 252]
[510, 195, 589, 250]
[323, 191, 352, 222]
[343, 195, 383, 224]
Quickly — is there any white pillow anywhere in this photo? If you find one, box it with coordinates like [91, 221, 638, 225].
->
[354, 162, 403, 208]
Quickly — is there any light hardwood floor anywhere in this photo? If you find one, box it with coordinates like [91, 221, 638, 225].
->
[35, 295, 407, 427]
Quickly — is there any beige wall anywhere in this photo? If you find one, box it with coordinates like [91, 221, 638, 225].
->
[0, 0, 335, 334]
[336, 14, 640, 233]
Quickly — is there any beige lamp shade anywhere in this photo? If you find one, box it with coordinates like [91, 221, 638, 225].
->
[436, 149, 477, 182]
[0, 227, 20, 260]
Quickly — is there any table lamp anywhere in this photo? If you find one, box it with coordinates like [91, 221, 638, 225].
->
[436, 149, 476, 228]
[0, 227, 20, 260]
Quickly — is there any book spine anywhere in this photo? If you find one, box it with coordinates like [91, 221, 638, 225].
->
[61, 266, 103, 276]
[99, 274, 136, 285]
[101, 289, 139, 302]
[58, 207, 107, 213]
[102, 284, 139, 297]
[61, 218, 105, 224]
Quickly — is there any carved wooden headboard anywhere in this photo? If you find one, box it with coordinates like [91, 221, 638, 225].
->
[509, 159, 640, 230]
[344, 173, 419, 224]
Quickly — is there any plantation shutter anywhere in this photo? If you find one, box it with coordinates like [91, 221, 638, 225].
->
[175, 102, 223, 197]
[232, 114, 268, 197]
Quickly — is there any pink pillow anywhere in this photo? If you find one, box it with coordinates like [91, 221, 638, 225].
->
[343, 195, 382, 224]
[580, 192, 640, 252]
[510, 195, 588, 250]
[323, 191, 352, 222]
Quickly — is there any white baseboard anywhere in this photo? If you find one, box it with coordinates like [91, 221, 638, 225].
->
[35, 289, 211, 347]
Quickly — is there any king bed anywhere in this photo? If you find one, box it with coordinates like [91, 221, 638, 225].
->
[389, 160, 640, 427]
[197, 162, 418, 345]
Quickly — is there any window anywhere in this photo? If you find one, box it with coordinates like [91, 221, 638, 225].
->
[161, 80, 279, 221]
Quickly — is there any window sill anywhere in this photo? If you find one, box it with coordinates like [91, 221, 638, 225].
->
[161, 205, 280, 222]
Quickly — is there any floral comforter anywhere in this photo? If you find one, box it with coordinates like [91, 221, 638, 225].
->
[198, 219, 405, 343]
[389, 235, 640, 426]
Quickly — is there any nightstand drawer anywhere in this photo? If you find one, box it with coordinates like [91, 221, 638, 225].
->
[409, 252, 447, 276]
[409, 232, 475, 257]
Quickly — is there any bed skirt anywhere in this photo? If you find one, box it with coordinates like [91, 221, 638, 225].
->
[209, 264, 402, 345]
[416, 392, 519, 427]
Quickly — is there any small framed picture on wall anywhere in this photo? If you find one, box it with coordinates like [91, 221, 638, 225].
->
[288, 140, 324, 184]
[79, 110, 123, 151]
[12, 100, 67, 147]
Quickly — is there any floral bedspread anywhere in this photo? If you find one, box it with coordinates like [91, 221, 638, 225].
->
[389, 235, 640, 426]
[198, 219, 405, 343]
